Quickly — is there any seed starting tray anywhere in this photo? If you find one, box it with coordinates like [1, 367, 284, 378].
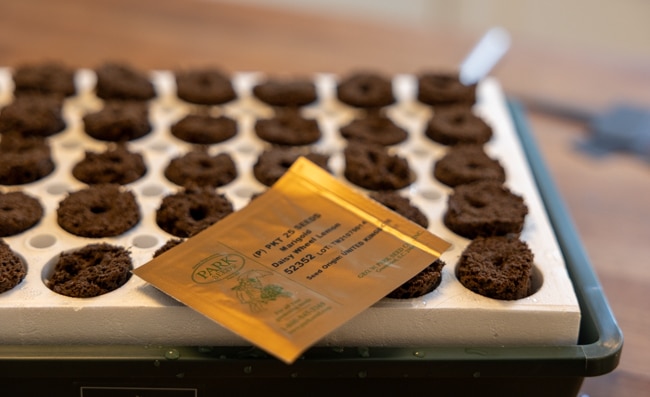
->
[0, 68, 622, 397]
[0, 68, 581, 347]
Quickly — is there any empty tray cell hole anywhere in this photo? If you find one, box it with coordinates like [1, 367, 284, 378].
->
[234, 186, 260, 199]
[149, 142, 170, 152]
[41, 243, 133, 298]
[410, 146, 432, 157]
[132, 234, 159, 249]
[141, 184, 165, 197]
[60, 140, 81, 150]
[46, 183, 70, 195]
[236, 143, 256, 154]
[28, 234, 57, 249]
[419, 188, 442, 201]
[454, 255, 543, 301]
[157, 104, 176, 115]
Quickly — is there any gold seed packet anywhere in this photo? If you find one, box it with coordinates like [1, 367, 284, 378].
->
[133, 157, 450, 364]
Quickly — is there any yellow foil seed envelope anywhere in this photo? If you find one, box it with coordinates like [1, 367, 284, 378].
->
[134, 157, 451, 364]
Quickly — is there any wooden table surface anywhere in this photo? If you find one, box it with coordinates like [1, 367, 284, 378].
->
[1, 1, 648, 395]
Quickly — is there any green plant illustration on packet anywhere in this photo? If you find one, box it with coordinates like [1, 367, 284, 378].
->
[232, 270, 292, 313]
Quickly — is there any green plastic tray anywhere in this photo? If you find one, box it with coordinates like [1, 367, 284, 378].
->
[0, 100, 622, 397]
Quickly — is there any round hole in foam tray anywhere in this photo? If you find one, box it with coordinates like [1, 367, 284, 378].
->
[140, 184, 166, 197]
[236, 142, 257, 154]
[233, 186, 262, 199]
[46, 182, 71, 195]
[27, 234, 58, 249]
[419, 188, 443, 201]
[410, 145, 433, 158]
[132, 234, 159, 249]
[41, 244, 134, 298]
[454, 259, 544, 301]
[149, 141, 171, 153]
[60, 139, 82, 150]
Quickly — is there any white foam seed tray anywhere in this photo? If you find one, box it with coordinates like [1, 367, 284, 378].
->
[0, 68, 580, 347]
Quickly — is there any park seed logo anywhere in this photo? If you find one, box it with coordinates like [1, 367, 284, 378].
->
[192, 253, 245, 284]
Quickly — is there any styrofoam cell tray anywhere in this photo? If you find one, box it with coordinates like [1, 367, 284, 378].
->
[0, 68, 580, 347]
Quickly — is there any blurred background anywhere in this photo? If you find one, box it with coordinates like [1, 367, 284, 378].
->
[220, 0, 650, 62]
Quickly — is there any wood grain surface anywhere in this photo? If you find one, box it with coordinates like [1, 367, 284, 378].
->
[1, 1, 648, 395]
